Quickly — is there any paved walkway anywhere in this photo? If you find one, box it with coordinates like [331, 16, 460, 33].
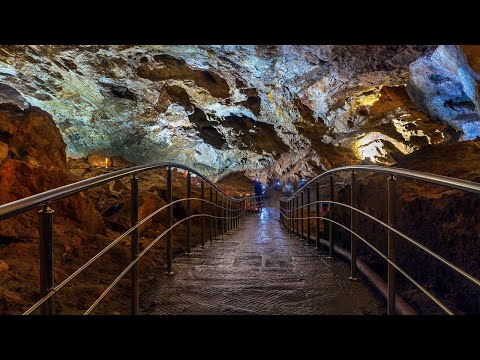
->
[142, 208, 383, 315]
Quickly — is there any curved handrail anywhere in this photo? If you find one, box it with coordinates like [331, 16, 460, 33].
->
[0, 160, 261, 315]
[279, 164, 480, 315]
[83, 211, 245, 315]
[0, 162, 245, 221]
[287, 165, 480, 199]
[24, 205, 250, 315]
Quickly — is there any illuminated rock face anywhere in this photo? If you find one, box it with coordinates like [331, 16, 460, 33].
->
[407, 45, 480, 140]
[0, 45, 478, 181]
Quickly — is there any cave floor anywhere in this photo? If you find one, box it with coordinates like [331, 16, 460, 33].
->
[141, 207, 384, 315]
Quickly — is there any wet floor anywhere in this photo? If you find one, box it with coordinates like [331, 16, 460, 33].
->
[142, 207, 384, 315]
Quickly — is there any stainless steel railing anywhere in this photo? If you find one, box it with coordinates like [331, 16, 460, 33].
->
[0, 162, 263, 315]
[279, 165, 480, 315]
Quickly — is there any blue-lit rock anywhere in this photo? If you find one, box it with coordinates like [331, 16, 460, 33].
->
[407, 45, 480, 140]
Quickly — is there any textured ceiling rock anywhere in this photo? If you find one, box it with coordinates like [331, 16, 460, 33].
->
[0, 45, 477, 181]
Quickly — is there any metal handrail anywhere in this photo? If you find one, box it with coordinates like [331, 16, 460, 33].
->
[279, 164, 480, 315]
[313, 216, 453, 314]
[83, 211, 247, 315]
[0, 162, 245, 221]
[24, 204, 251, 315]
[288, 165, 480, 199]
[283, 207, 480, 290]
[0, 161, 263, 315]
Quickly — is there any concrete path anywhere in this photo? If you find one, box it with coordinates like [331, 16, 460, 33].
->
[142, 207, 384, 315]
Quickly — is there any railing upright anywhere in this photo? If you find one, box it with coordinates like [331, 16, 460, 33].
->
[290, 198, 293, 234]
[315, 181, 320, 250]
[186, 171, 192, 254]
[201, 180, 205, 247]
[306, 186, 311, 245]
[39, 204, 54, 315]
[350, 171, 357, 281]
[130, 174, 139, 314]
[209, 186, 213, 243]
[295, 195, 299, 237]
[301, 191, 304, 239]
[387, 176, 397, 315]
[214, 190, 218, 240]
[328, 175, 334, 259]
[166, 167, 173, 275]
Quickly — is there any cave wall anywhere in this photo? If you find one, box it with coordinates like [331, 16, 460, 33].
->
[0, 91, 105, 239]
[0, 45, 478, 182]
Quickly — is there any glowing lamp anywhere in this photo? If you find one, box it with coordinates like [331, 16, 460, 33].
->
[105, 158, 109, 169]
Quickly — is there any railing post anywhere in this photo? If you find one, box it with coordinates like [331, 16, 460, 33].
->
[315, 181, 320, 250]
[387, 175, 397, 315]
[226, 197, 230, 233]
[246, 197, 248, 217]
[328, 175, 334, 259]
[220, 194, 230, 237]
[130, 174, 139, 315]
[225, 196, 230, 234]
[350, 171, 357, 281]
[209, 187, 213, 243]
[201, 180, 205, 248]
[306, 186, 311, 245]
[186, 172, 192, 255]
[237, 200, 240, 226]
[228, 197, 231, 233]
[225, 197, 228, 233]
[293, 196, 296, 235]
[290, 198, 293, 234]
[301, 191, 304, 240]
[228, 198, 235, 232]
[295, 195, 299, 237]
[242, 198, 245, 219]
[214, 190, 218, 239]
[39, 204, 54, 315]
[219, 193, 226, 238]
[228, 199, 235, 232]
[280, 200, 284, 227]
[234, 200, 237, 229]
[166, 167, 174, 275]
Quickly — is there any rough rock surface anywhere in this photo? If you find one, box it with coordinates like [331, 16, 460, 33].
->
[407, 45, 480, 140]
[1, 45, 478, 183]
[0, 95, 105, 239]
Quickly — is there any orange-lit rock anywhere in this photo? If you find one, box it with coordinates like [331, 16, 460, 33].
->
[0, 103, 105, 239]
[0, 142, 8, 160]
[0, 260, 8, 272]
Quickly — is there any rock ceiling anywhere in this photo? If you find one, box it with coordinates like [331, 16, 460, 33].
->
[0, 45, 479, 181]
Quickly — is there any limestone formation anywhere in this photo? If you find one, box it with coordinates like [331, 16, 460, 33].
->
[0, 45, 479, 183]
